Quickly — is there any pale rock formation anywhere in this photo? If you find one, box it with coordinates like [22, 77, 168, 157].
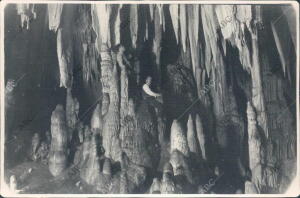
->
[102, 57, 121, 161]
[179, 5, 187, 52]
[130, 5, 139, 48]
[195, 114, 206, 160]
[169, 5, 179, 44]
[49, 104, 68, 177]
[187, 114, 199, 154]
[99, 44, 113, 93]
[57, 28, 74, 88]
[80, 132, 102, 185]
[161, 172, 176, 194]
[30, 133, 40, 161]
[48, 4, 63, 32]
[247, 102, 263, 171]
[169, 150, 193, 185]
[9, 175, 17, 192]
[170, 120, 189, 157]
[16, 4, 36, 29]
[66, 89, 79, 141]
[91, 4, 111, 49]
[90, 103, 102, 135]
[245, 181, 259, 194]
[149, 178, 161, 193]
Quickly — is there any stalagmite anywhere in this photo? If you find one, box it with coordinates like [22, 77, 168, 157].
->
[179, 5, 187, 52]
[187, 114, 199, 154]
[130, 5, 139, 48]
[102, 58, 121, 161]
[66, 89, 79, 141]
[247, 102, 262, 171]
[120, 153, 147, 192]
[244, 181, 259, 194]
[160, 162, 176, 194]
[9, 175, 17, 192]
[195, 114, 206, 160]
[49, 104, 68, 177]
[169, 5, 179, 44]
[119, 55, 129, 122]
[120, 99, 152, 167]
[48, 4, 63, 32]
[90, 103, 102, 134]
[169, 150, 193, 185]
[80, 132, 102, 185]
[16, 4, 36, 29]
[57, 28, 74, 88]
[100, 44, 113, 93]
[170, 120, 189, 157]
[30, 133, 41, 161]
[149, 178, 161, 193]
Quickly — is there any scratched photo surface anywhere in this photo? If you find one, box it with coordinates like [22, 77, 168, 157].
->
[2, 2, 298, 195]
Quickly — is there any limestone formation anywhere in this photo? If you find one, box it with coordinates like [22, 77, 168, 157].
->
[90, 103, 102, 135]
[149, 178, 161, 193]
[30, 133, 41, 161]
[49, 104, 68, 177]
[66, 89, 79, 141]
[80, 132, 102, 185]
[187, 114, 199, 154]
[245, 181, 259, 194]
[102, 51, 121, 162]
[195, 114, 206, 160]
[170, 120, 189, 157]
[247, 102, 262, 171]
[9, 175, 17, 192]
[169, 150, 193, 185]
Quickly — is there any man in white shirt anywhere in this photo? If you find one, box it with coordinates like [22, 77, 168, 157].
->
[142, 76, 162, 110]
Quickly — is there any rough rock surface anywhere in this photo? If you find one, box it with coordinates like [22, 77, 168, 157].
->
[170, 120, 189, 157]
[49, 104, 68, 177]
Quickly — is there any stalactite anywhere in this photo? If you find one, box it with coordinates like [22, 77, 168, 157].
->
[245, 181, 259, 194]
[49, 104, 68, 177]
[200, 5, 219, 71]
[169, 5, 179, 44]
[195, 114, 206, 160]
[90, 103, 102, 135]
[187, 4, 200, 75]
[130, 5, 139, 48]
[250, 19, 269, 138]
[16, 4, 36, 30]
[48, 4, 63, 32]
[153, 5, 162, 84]
[179, 5, 187, 52]
[187, 114, 199, 154]
[92, 4, 111, 50]
[66, 88, 79, 141]
[215, 5, 236, 40]
[170, 120, 189, 157]
[114, 5, 123, 45]
[57, 28, 74, 88]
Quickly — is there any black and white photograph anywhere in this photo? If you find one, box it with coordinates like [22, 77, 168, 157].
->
[1, 0, 299, 196]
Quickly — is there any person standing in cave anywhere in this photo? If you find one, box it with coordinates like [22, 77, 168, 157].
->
[142, 76, 163, 111]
